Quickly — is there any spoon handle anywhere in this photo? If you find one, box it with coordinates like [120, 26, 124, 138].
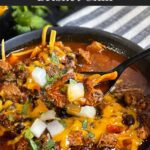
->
[115, 48, 150, 74]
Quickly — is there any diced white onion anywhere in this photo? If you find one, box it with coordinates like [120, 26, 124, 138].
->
[78, 106, 96, 118]
[40, 110, 56, 121]
[67, 83, 84, 102]
[30, 119, 47, 138]
[47, 120, 64, 137]
[32, 67, 47, 87]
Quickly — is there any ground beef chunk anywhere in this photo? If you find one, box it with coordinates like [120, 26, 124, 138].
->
[78, 48, 91, 64]
[124, 90, 145, 109]
[0, 60, 12, 72]
[137, 95, 150, 138]
[86, 89, 103, 106]
[113, 88, 146, 110]
[63, 54, 76, 68]
[0, 114, 12, 129]
[0, 61, 15, 82]
[98, 133, 117, 149]
[137, 126, 149, 139]
[46, 73, 74, 108]
[68, 131, 84, 146]
[55, 142, 62, 150]
[69, 136, 96, 150]
[16, 138, 29, 150]
[85, 78, 103, 106]
[0, 82, 26, 102]
[86, 41, 105, 53]
[4, 72, 16, 82]
[13, 63, 28, 84]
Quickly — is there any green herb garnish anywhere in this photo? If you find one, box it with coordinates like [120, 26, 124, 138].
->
[51, 53, 59, 64]
[22, 100, 29, 115]
[30, 139, 38, 150]
[18, 64, 25, 71]
[7, 114, 14, 122]
[24, 128, 37, 150]
[24, 128, 34, 140]
[45, 139, 55, 150]
[46, 69, 67, 85]
[82, 120, 88, 129]
[87, 132, 95, 138]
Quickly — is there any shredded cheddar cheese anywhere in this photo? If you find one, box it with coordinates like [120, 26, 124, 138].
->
[1, 39, 6, 61]
[11, 49, 34, 56]
[49, 30, 57, 52]
[52, 94, 142, 150]
[0, 6, 8, 16]
[42, 25, 51, 46]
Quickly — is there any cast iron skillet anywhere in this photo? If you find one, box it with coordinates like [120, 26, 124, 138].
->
[1, 26, 150, 149]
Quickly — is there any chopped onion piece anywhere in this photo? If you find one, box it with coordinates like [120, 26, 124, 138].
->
[47, 120, 65, 137]
[32, 67, 47, 87]
[40, 110, 56, 121]
[67, 83, 84, 102]
[78, 106, 96, 118]
[30, 119, 47, 138]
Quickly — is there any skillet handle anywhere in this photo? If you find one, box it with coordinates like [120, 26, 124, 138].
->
[114, 48, 150, 74]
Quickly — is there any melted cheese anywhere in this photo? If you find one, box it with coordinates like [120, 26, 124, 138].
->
[30, 99, 48, 118]
[53, 94, 142, 150]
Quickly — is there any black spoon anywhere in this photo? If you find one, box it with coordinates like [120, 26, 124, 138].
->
[82, 48, 150, 94]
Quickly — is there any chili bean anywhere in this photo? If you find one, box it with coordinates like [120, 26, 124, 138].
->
[122, 114, 135, 126]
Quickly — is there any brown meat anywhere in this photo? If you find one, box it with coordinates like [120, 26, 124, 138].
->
[46, 73, 74, 108]
[0, 114, 12, 129]
[68, 131, 83, 146]
[13, 63, 28, 83]
[86, 41, 105, 53]
[84, 78, 103, 106]
[137, 95, 150, 138]
[78, 48, 91, 64]
[55, 142, 62, 150]
[0, 61, 15, 82]
[98, 133, 117, 149]
[63, 54, 76, 68]
[16, 138, 29, 150]
[0, 82, 26, 102]
[137, 126, 149, 139]
[69, 132, 97, 150]
[0, 60, 12, 72]
[45, 65, 60, 77]
[113, 88, 146, 110]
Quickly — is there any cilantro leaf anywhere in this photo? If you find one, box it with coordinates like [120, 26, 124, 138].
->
[24, 128, 34, 140]
[87, 132, 95, 138]
[46, 69, 67, 85]
[22, 101, 29, 115]
[30, 139, 38, 150]
[51, 53, 59, 64]
[7, 114, 14, 122]
[45, 139, 55, 150]
[82, 120, 88, 130]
